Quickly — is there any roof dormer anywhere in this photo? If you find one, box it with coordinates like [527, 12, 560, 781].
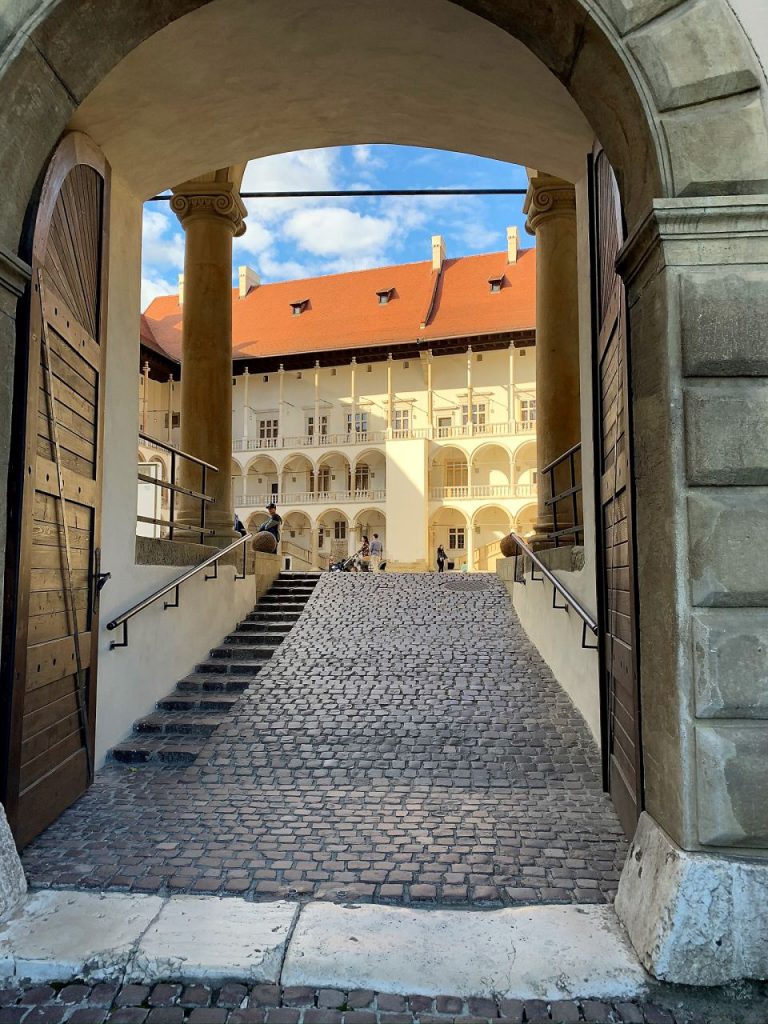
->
[376, 287, 395, 305]
[488, 274, 505, 293]
[290, 299, 310, 316]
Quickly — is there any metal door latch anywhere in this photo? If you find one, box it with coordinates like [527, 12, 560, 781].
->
[95, 572, 111, 593]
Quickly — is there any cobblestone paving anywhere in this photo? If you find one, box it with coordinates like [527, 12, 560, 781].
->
[23, 573, 627, 905]
[0, 980, 764, 1024]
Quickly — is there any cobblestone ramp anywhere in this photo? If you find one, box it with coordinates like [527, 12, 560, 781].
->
[22, 573, 627, 905]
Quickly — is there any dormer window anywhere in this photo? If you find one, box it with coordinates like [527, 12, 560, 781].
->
[376, 287, 394, 305]
[290, 299, 309, 316]
[488, 275, 505, 293]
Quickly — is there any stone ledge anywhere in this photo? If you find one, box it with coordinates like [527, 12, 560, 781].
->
[615, 812, 768, 985]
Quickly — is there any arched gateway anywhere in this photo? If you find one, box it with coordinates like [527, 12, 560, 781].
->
[0, 0, 766, 986]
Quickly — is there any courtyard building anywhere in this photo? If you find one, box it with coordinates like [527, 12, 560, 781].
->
[138, 232, 538, 572]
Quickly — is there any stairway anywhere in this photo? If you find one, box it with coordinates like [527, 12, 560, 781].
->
[108, 571, 321, 766]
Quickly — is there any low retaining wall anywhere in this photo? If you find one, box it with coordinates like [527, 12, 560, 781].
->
[497, 552, 600, 745]
[94, 549, 280, 765]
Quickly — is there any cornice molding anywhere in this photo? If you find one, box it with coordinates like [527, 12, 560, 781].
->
[0, 244, 32, 299]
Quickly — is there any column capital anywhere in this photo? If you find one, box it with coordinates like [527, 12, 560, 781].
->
[523, 172, 577, 235]
[170, 181, 247, 237]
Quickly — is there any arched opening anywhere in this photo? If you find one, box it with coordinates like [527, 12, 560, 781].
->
[429, 506, 470, 571]
[352, 449, 386, 497]
[515, 502, 537, 540]
[353, 508, 386, 557]
[2, 0, 767, 978]
[472, 504, 514, 570]
[316, 508, 350, 566]
[280, 453, 313, 504]
[315, 452, 352, 499]
[244, 454, 279, 506]
[281, 510, 313, 569]
[470, 443, 512, 498]
[513, 440, 537, 496]
[430, 445, 469, 499]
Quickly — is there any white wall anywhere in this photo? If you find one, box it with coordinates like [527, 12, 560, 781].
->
[499, 169, 601, 745]
[96, 178, 275, 766]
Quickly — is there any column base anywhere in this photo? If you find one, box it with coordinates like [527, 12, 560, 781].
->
[615, 812, 768, 985]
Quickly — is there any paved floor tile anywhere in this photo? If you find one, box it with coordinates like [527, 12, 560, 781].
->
[22, 574, 626, 906]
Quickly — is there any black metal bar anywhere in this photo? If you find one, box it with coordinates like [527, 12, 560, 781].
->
[507, 532, 599, 637]
[139, 431, 218, 472]
[201, 465, 207, 537]
[164, 585, 180, 610]
[107, 533, 253, 645]
[136, 515, 215, 537]
[205, 561, 219, 581]
[110, 620, 128, 650]
[541, 442, 583, 476]
[169, 449, 176, 541]
[137, 474, 214, 503]
[148, 188, 529, 201]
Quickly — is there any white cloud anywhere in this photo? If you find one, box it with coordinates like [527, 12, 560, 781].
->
[352, 145, 385, 169]
[141, 272, 177, 310]
[283, 206, 395, 258]
[233, 219, 275, 260]
[142, 208, 185, 268]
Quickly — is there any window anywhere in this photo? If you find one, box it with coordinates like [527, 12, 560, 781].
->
[296, 372, 302, 380]
[445, 461, 468, 488]
[354, 463, 370, 491]
[317, 467, 330, 493]
[403, 360, 409, 369]
[436, 415, 452, 438]
[461, 403, 486, 427]
[488, 275, 504, 293]
[376, 288, 393, 305]
[346, 411, 368, 435]
[334, 520, 346, 540]
[163, 412, 180, 428]
[318, 528, 325, 549]
[520, 399, 536, 425]
[393, 408, 410, 433]
[306, 415, 328, 438]
[448, 527, 465, 550]
[259, 418, 279, 446]
[290, 299, 309, 315]
[262, 374, 269, 383]
[331, 368, 337, 376]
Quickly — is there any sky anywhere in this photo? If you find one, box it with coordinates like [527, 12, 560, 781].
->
[140, 146, 531, 310]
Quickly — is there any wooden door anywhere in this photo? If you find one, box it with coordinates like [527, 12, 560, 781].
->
[590, 148, 643, 836]
[3, 133, 109, 848]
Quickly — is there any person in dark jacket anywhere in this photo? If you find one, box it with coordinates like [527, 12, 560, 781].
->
[436, 544, 447, 572]
[258, 503, 282, 543]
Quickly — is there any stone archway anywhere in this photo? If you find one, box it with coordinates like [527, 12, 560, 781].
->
[0, 0, 766, 984]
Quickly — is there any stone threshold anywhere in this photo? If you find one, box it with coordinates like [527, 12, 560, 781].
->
[0, 891, 647, 1002]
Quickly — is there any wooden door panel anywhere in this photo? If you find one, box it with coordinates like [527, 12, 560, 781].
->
[591, 148, 643, 836]
[2, 134, 108, 848]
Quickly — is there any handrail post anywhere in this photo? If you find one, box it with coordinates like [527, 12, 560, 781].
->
[201, 464, 207, 539]
[169, 448, 176, 541]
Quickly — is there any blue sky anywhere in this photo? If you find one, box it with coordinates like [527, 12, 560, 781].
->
[141, 146, 531, 309]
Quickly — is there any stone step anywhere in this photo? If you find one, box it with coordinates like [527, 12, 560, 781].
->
[109, 734, 207, 765]
[268, 583, 316, 593]
[258, 597, 309, 607]
[237, 620, 293, 633]
[226, 630, 285, 645]
[246, 609, 301, 621]
[136, 712, 222, 737]
[210, 643, 277, 660]
[178, 674, 251, 693]
[157, 691, 241, 711]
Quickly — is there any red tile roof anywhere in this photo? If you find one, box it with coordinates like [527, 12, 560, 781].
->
[142, 248, 536, 362]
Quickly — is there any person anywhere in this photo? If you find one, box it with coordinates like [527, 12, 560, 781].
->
[370, 532, 384, 570]
[258, 503, 282, 544]
[359, 535, 370, 572]
[234, 513, 246, 537]
[436, 544, 447, 572]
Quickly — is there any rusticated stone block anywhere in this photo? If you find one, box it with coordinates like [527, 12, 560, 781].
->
[592, 0, 682, 34]
[663, 95, 768, 198]
[692, 610, 768, 719]
[627, 0, 759, 110]
[696, 724, 768, 845]
[684, 381, 768, 485]
[680, 268, 768, 376]
[688, 490, 768, 606]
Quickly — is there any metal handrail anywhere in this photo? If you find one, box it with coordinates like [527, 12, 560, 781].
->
[138, 431, 218, 541]
[508, 532, 598, 649]
[139, 431, 217, 471]
[541, 442, 583, 547]
[107, 533, 252, 649]
[541, 442, 582, 476]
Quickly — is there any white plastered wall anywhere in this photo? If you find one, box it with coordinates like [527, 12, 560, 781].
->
[498, 171, 601, 745]
[95, 177, 275, 766]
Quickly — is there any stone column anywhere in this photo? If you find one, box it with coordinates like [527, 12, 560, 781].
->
[523, 172, 580, 540]
[171, 173, 247, 546]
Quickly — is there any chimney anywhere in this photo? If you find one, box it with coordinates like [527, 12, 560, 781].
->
[177, 272, 184, 306]
[431, 234, 446, 272]
[238, 265, 261, 299]
[507, 225, 520, 264]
